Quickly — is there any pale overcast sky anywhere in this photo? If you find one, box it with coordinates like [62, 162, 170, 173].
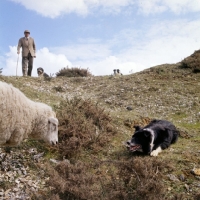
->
[0, 0, 200, 76]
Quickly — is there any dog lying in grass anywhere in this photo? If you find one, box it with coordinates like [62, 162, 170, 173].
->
[126, 119, 179, 156]
[37, 67, 49, 78]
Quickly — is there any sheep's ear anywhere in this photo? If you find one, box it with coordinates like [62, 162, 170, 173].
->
[134, 126, 141, 131]
[52, 112, 56, 118]
[48, 117, 58, 125]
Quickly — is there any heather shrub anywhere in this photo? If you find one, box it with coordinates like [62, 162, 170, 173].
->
[180, 50, 200, 73]
[115, 157, 168, 200]
[45, 161, 100, 200]
[45, 157, 172, 200]
[56, 67, 92, 77]
[54, 97, 117, 158]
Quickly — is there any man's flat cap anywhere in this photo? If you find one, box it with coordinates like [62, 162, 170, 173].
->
[24, 30, 30, 33]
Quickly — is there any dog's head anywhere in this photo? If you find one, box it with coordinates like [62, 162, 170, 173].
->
[126, 126, 154, 154]
[37, 67, 44, 76]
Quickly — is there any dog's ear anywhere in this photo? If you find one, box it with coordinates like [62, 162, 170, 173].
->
[144, 130, 150, 137]
[134, 126, 141, 131]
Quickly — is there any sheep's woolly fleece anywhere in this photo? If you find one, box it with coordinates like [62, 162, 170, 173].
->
[0, 81, 58, 146]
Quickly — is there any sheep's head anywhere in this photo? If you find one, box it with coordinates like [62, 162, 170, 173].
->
[46, 117, 58, 145]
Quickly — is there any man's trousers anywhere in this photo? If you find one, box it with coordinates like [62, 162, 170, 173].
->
[22, 53, 33, 76]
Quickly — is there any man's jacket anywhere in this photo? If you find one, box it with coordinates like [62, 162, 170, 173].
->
[17, 37, 36, 57]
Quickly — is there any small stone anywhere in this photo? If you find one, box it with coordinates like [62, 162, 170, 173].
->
[32, 183, 38, 188]
[191, 168, 200, 176]
[30, 187, 37, 192]
[5, 189, 11, 195]
[33, 152, 44, 160]
[28, 180, 32, 186]
[41, 181, 46, 185]
[6, 172, 13, 178]
[28, 148, 37, 154]
[167, 187, 172, 191]
[13, 188, 19, 192]
[179, 174, 185, 181]
[185, 184, 190, 192]
[19, 178, 27, 183]
[126, 106, 133, 111]
[5, 195, 10, 199]
[19, 183, 24, 188]
[17, 170, 22, 175]
[15, 179, 20, 184]
[21, 169, 27, 175]
[167, 174, 180, 182]
[50, 158, 59, 164]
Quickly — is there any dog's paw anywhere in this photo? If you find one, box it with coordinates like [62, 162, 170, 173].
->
[150, 147, 162, 157]
[150, 150, 159, 157]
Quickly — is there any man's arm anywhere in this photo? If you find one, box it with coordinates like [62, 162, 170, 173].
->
[33, 39, 36, 57]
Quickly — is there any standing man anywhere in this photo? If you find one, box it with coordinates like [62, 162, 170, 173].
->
[17, 30, 36, 76]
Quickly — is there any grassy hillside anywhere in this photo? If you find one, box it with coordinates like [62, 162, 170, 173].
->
[0, 57, 200, 199]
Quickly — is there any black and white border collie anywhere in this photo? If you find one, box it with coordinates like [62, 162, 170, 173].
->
[126, 119, 179, 157]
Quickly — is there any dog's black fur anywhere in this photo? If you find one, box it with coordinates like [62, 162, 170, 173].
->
[126, 119, 179, 156]
[37, 67, 49, 78]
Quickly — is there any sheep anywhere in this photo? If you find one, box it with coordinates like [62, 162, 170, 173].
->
[0, 81, 58, 147]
